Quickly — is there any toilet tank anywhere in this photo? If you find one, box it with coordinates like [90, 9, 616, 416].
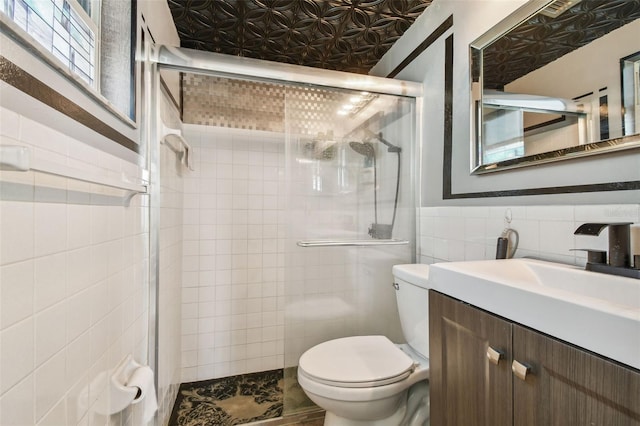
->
[392, 264, 431, 359]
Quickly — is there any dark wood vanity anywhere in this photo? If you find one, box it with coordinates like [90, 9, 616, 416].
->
[429, 290, 640, 426]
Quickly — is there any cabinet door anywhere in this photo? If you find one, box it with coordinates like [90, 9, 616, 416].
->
[429, 291, 513, 426]
[513, 324, 640, 426]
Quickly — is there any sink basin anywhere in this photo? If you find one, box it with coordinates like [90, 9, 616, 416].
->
[526, 261, 640, 310]
[429, 258, 640, 370]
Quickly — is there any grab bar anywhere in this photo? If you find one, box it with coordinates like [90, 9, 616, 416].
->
[0, 145, 148, 201]
[297, 239, 410, 247]
[162, 134, 193, 170]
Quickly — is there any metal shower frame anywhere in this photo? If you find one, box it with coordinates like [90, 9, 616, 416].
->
[143, 43, 424, 389]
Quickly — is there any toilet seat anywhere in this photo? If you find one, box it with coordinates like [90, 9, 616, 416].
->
[298, 335, 415, 388]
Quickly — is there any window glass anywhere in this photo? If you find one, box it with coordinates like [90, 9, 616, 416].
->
[2, 0, 97, 86]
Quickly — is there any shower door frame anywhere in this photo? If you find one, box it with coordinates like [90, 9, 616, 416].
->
[145, 43, 424, 408]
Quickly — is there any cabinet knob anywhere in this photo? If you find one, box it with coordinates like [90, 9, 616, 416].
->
[512, 360, 531, 381]
[486, 346, 504, 365]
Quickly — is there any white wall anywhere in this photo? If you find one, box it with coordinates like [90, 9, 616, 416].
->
[138, 0, 181, 104]
[155, 88, 184, 424]
[137, 0, 179, 46]
[0, 1, 181, 424]
[371, 0, 640, 206]
[180, 125, 287, 381]
[0, 107, 149, 425]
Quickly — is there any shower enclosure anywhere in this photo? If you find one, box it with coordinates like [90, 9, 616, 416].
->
[147, 46, 422, 421]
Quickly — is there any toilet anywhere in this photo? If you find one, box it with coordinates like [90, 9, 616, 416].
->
[297, 264, 431, 426]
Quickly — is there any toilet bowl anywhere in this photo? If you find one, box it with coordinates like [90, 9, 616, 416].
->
[298, 336, 429, 425]
[297, 264, 432, 426]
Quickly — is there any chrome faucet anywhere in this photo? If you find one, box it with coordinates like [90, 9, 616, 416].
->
[574, 223, 639, 279]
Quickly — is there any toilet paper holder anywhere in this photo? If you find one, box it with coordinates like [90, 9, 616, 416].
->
[93, 354, 149, 415]
[114, 354, 145, 399]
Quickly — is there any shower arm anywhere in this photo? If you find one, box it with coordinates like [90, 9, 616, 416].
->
[368, 131, 402, 153]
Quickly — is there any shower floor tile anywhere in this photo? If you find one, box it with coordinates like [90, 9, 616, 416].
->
[169, 369, 322, 426]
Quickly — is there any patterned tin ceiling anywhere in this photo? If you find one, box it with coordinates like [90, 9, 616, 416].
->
[483, 0, 640, 89]
[167, 0, 639, 81]
[167, 0, 432, 74]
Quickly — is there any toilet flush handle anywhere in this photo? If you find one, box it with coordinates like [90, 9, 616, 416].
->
[392, 282, 400, 290]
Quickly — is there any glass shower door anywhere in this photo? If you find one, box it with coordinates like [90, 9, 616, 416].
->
[282, 84, 416, 415]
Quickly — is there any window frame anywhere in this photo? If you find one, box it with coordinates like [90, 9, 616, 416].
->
[0, 0, 137, 126]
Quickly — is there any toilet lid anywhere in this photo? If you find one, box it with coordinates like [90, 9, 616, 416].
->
[298, 336, 415, 388]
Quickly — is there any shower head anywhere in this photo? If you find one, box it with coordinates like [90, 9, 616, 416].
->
[349, 141, 376, 158]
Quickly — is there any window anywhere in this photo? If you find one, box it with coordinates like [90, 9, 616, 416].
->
[2, 0, 137, 121]
[1, 0, 98, 87]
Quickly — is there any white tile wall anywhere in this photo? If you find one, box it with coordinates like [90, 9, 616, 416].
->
[0, 106, 150, 425]
[419, 204, 640, 266]
[156, 125, 184, 423]
[180, 125, 286, 382]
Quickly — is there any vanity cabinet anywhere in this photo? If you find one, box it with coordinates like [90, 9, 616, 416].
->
[429, 291, 640, 426]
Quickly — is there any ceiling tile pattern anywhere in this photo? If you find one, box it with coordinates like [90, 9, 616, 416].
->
[167, 0, 432, 74]
[483, 0, 640, 89]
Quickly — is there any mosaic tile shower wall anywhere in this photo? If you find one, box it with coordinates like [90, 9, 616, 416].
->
[182, 74, 348, 137]
[182, 75, 286, 131]
[284, 88, 344, 137]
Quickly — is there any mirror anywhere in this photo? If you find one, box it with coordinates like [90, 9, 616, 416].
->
[471, 0, 640, 174]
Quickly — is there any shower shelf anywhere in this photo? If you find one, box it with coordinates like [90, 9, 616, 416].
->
[297, 239, 409, 247]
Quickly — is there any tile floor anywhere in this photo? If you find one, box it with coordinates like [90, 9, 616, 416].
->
[169, 368, 322, 426]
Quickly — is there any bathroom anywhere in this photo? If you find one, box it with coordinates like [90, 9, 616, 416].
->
[0, 0, 639, 425]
